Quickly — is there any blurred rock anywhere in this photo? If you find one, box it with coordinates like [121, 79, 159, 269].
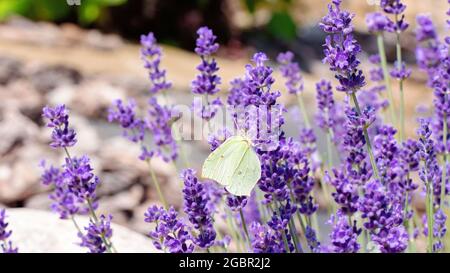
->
[0, 109, 40, 156]
[0, 80, 44, 122]
[72, 80, 126, 118]
[6, 208, 156, 253]
[0, 56, 22, 85]
[24, 193, 51, 211]
[28, 64, 82, 93]
[97, 184, 144, 215]
[97, 138, 146, 195]
[46, 84, 77, 106]
[85, 30, 124, 51]
[0, 142, 47, 203]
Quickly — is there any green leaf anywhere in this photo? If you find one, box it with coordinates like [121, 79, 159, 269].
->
[34, 0, 71, 21]
[267, 10, 297, 41]
[78, 2, 100, 25]
[0, 0, 31, 21]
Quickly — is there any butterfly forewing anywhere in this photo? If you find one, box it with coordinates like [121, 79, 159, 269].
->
[201, 136, 249, 186]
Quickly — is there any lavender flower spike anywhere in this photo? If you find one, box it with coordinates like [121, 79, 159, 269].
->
[277, 51, 304, 94]
[140, 32, 172, 93]
[0, 209, 18, 253]
[42, 104, 77, 148]
[191, 26, 222, 121]
[320, 0, 365, 93]
[182, 169, 216, 249]
[145, 206, 195, 253]
[79, 214, 114, 253]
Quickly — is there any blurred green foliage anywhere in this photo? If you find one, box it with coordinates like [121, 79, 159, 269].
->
[243, 0, 297, 41]
[0, 0, 127, 25]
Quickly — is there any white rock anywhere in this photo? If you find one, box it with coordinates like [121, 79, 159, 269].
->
[6, 208, 157, 253]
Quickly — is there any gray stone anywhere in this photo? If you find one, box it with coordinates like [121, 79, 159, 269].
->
[6, 208, 157, 253]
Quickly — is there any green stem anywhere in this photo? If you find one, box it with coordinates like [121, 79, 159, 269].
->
[239, 208, 251, 249]
[63, 146, 116, 253]
[146, 160, 168, 209]
[350, 93, 380, 179]
[225, 208, 242, 253]
[70, 216, 83, 235]
[297, 93, 311, 129]
[326, 129, 334, 168]
[426, 182, 434, 253]
[377, 33, 397, 127]
[394, 15, 405, 142]
[288, 218, 302, 253]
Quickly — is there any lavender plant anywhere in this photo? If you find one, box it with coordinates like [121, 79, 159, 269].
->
[27, 0, 450, 254]
[41, 105, 116, 253]
[0, 209, 18, 253]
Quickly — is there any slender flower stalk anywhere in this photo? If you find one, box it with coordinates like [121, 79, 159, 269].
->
[320, 0, 380, 179]
[377, 34, 396, 126]
[191, 26, 222, 131]
[415, 15, 450, 209]
[42, 105, 116, 253]
[417, 119, 439, 252]
[381, 0, 410, 142]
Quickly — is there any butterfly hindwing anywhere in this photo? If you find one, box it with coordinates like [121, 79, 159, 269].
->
[225, 146, 262, 196]
[201, 136, 249, 187]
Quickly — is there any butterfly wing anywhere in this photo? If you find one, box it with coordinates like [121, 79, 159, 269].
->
[201, 136, 249, 187]
[225, 147, 261, 196]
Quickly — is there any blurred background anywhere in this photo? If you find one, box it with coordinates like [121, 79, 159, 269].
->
[0, 0, 448, 251]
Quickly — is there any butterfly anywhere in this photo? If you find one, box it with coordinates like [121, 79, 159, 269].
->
[201, 135, 261, 196]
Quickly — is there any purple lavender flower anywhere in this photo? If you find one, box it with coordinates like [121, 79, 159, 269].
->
[327, 169, 359, 215]
[381, 0, 406, 15]
[40, 161, 88, 219]
[191, 26, 222, 121]
[329, 213, 361, 253]
[433, 209, 447, 252]
[63, 156, 99, 201]
[182, 169, 216, 248]
[305, 226, 321, 253]
[422, 209, 448, 252]
[250, 222, 285, 253]
[140, 32, 172, 93]
[368, 54, 384, 82]
[225, 194, 248, 211]
[390, 61, 411, 80]
[366, 12, 390, 33]
[320, 0, 365, 93]
[358, 179, 406, 251]
[277, 51, 304, 94]
[194, 27, 219, 56]
[108, 99, 145, 143]
[79, 214, 113, 253]
[415, 15, 441, 76]
[416, 15, 437, 42]
[417, 119, 443, 204]
[230, 52, 284, 151]
[0, 209, 18, 253]
[140, 97, 178, 162]
[372, 225, 408, 253]
[145, 206, 194, 253]
[315, 79, 336, 132]
[42, 105, 77, 148]
[373, 126, 399, 184]
[240, 53, 280, 108]
[341, 107, 374, 185]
